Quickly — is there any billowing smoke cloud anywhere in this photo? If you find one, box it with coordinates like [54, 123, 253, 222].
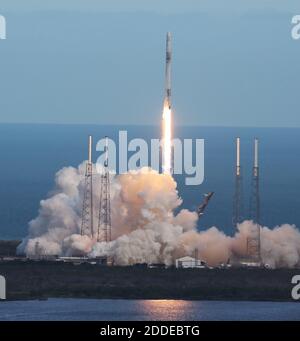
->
[18, 163, 300, 268]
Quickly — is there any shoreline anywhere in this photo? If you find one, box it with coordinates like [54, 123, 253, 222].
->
[1, 261, 299, 302]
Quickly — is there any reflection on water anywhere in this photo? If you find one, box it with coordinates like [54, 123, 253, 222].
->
[0, 299, 299, 321]
[139, 300, 194, 320]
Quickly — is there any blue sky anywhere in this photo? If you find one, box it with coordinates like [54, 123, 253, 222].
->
[0, 1, 299, 126]
[1, 1, 299, 13]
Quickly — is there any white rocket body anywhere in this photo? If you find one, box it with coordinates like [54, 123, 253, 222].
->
[165, 32, 172, 109]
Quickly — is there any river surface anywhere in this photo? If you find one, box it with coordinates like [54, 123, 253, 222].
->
[0, 299, 299, 321]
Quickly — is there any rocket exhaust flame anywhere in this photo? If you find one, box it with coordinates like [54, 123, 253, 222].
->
[162, 32, 172, 175]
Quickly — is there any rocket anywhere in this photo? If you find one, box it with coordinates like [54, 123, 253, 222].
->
[162, 32, 173, 175]
[164, 32, 172, 109]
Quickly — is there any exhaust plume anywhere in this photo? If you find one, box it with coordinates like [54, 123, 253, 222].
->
[18, 163, 300, 268]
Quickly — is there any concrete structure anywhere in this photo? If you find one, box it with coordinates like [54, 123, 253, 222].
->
[175, 256, 206, 269]
[57, 256, 108, 265]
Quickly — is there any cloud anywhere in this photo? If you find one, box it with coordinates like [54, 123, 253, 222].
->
[18, 163, 300, 269]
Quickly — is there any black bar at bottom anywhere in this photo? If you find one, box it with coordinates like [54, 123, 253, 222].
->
[0, 321, 299, 338]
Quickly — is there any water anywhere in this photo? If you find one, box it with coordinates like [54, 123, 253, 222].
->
[0, 299, 299, 321]
[0, 124, 300, 239]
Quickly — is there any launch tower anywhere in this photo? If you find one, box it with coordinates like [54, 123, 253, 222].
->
[233, 137, 243, 230]
[248, 138, 261, 262]
[81, 136, 94, 238]
[97, 137, 112, 243]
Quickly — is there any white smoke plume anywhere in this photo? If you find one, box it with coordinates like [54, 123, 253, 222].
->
[18, 163, 300, 268]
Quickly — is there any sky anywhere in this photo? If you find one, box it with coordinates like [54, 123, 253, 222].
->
[0, 0, 299, 13]
[0, 1, 299, 127]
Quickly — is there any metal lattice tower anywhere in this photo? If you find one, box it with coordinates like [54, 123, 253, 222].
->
[248, 138, 261, 262]
[233, 137, 243, 230]
[81, 136, 94, 238]
[97, 137, 112, 243]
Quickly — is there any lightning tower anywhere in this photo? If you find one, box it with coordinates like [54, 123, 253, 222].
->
[97, 136, 112, 243]
[233, 137, 243, 229]
[248, 138, 261, 262]
[81, 135, 94, 238]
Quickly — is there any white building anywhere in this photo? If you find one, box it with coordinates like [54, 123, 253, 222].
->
[175, 256, 206, 269]
[0, 275, 6, 300]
